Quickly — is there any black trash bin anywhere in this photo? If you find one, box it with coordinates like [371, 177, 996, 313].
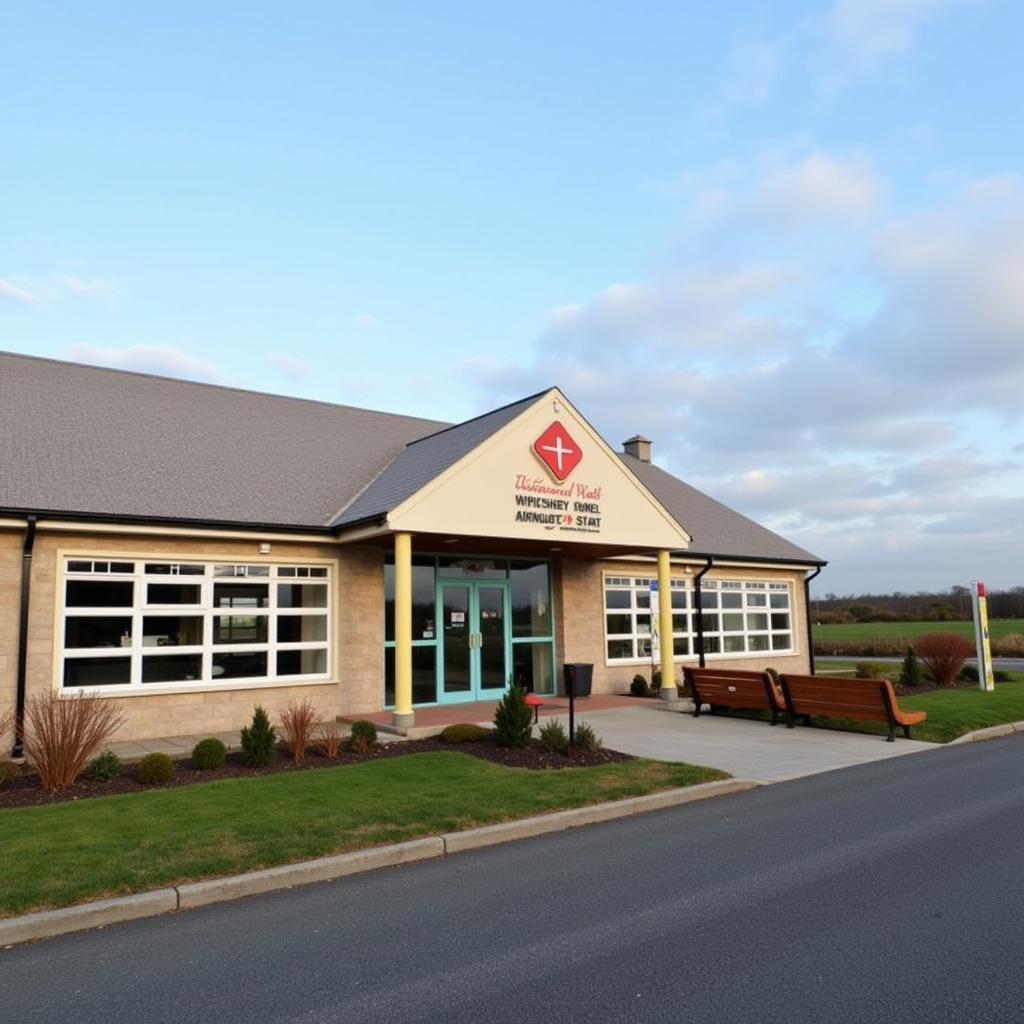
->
[563, 662, 593, 698]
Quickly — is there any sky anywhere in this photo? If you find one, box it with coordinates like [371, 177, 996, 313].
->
[2, 0, 1023, 596]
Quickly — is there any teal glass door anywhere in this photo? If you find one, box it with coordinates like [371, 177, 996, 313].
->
[439, 581, 509, 702]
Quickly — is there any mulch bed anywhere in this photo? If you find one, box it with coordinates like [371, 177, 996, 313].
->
[891, 680, 979, 696]
[0, 734, 632, 810]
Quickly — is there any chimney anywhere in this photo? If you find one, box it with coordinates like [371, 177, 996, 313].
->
[622, 434, 652, 463]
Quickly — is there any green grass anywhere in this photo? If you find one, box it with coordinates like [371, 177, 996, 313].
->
[813, 618, 1024, 644]
[0, 751, 725, 917]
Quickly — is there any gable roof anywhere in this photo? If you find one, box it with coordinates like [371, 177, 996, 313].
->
[332, 392, 544, 527]
[0, 350, 823, 564]
[0, 351, 445, 529]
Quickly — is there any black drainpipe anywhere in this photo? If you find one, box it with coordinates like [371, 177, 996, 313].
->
[13, 516, 37, 758]
[804, 565, 822, 676]
[693, 557, 714, 668]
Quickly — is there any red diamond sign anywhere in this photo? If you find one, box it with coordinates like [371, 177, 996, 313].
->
[533, 421, 582, 482]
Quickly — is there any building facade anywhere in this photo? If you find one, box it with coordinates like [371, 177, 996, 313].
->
[0, 353, 824, 750]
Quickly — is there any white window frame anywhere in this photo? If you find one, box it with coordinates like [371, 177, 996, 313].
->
[59, 556, 334, 695]
[603, 574, 794, 664]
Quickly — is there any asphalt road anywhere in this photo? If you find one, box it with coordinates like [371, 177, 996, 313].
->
[3, 737, 1024, 1023]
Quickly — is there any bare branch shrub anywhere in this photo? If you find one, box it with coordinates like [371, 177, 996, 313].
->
[913, 632, 974, 687]
[279, 700, 322, 761]
[317, 722, 343, 760]
[22, 691, 126, 791]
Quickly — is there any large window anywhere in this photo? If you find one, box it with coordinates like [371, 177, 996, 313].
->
[61, 558, 332, 690]
[604, 575, 792, 662]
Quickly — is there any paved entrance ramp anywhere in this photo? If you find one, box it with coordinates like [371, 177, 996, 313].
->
[565, 705, 935, 782]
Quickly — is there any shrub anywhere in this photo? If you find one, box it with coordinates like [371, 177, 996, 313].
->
[191, 737, 227, 770]
[0, 760, 16, 787]
[899, 646, 924, 687]
[137, 752, 174, 786]
[630, 674, 650, 697]
[959, 665, 979, 683]
[573, 721, 603, 752]
[994, 669, 1012, 683]
[539, 718, 569, 754]
[651, 670, 662, 692]
[240, 705, 277, 767]
[854, 662, 878, 679]
[86, 749, 122, 782]
[992, 633, 1024, 657]
[279, 699, 322, 761]
[22, 691, 126, 792]
[493, 685, 534, 748]
[348, 720, 378, 753]
[439, 723, 489, 743]
[318, 722, 343, 759]
[914, 632, 973, 687]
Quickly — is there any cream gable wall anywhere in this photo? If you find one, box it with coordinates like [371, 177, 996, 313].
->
[387, 389, 691, 550]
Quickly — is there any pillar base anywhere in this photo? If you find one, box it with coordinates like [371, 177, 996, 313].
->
[391, 711, 415, 731]
[658, 685, 679, 702]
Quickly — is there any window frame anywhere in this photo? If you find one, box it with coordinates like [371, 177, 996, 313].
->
[602, 573, 794, 664]
[57, 552, 336, 695]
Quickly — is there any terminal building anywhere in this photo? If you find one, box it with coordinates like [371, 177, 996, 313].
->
[0, 351, 825, 750]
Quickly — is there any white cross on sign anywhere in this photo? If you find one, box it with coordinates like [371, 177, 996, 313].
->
[540, 436, 575, 473]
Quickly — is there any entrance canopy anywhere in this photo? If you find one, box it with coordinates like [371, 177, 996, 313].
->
[335, 387, 692, 557]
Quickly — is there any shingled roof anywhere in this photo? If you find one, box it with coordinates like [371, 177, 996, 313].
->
[0, 351, 822, 563]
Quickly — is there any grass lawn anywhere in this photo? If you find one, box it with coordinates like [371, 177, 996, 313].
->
[0, 751, 725, 917]
[813, 618, 1024, 644]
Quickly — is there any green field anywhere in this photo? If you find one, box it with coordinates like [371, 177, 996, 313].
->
[813, 618, 1024, 644]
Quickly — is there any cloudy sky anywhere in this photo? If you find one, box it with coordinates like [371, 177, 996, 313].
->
[3, 1, 1022, 594]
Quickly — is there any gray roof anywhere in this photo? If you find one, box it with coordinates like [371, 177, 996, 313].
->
[620, 454, 822, 564]
[0, 351, 445, 528]
[0, 351, 822, 563]
[333, 393, 544, 527]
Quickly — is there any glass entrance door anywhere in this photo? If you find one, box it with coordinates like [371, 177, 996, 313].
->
[439, 581, 509, 702]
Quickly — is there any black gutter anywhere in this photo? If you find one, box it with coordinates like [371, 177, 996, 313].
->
[13, 515, 37, 758]
[693, 557, 714, 668]
[804, 565, 823, 675]
[0, 507, 335, 536]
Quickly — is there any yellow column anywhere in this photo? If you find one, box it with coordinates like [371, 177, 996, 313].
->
[657, 549, 677, 700]
[392, 532, 415, 729]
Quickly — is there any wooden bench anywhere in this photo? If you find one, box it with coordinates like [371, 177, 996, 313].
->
[780, 674, 927, 742]
[684, 667, 787, 725]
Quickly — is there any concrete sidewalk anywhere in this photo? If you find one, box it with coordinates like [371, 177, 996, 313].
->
[545, 704, 934, 782]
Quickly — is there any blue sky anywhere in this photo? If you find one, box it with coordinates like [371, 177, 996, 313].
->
[3, 1, 1023, 594]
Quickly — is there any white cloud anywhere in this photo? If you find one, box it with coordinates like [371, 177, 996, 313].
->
[65, 344, 226, 384]
[460, 159, 1024, 591]
[823, 0, 962, 63]
[53, 274, 116, 300]
[353, 313, 381, 331]
[266, 352, 311, 380]
[0, 278, 39, 304]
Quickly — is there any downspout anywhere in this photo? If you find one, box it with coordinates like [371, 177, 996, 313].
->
[804, 565, 822, 676]
[13, 515, 38, 758]
[693, 557, 714, 669]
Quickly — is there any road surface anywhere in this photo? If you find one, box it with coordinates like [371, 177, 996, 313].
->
[2, 736, 1023, 1022]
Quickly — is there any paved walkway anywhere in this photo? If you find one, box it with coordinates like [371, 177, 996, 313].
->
[553, 704, 934, 783]
[106, 699, 935, 783]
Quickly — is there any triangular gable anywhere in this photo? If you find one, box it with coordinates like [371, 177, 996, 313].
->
[386, 388, 691, 550]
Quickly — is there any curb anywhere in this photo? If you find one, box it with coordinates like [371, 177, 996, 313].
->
[0, 778, 758, 948]
[948, 720, 1024, 745]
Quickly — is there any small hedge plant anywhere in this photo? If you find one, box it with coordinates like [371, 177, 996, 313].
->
[493, 685, 533, 748]
[348, 720, 378, 753]
[573, 721, 603, 752]
[899, 646, 924, 687]
[538, 718, 569, 754]
[86, 749, 123, 782]
[439, 723, 489, 743]
[854, 662, 878, 679]
[241, 706, 277, 767]
[137, 752, 174, 786]
[630, 674, 650, 697]
[191, 737, 227, 770]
